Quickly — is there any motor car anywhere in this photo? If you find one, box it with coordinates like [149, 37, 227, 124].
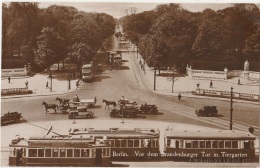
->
[195, 106, 218, 117]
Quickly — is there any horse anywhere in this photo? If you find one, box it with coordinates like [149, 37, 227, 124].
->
[102, 99, 116, 109]
[42, 101, 59, 114]
[56, 97, 70, 106]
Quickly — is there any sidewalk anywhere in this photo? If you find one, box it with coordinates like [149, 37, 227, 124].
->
[131, 52, 259, 104]
[1, 74, 80, 99]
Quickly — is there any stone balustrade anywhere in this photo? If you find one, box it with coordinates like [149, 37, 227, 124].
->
[2, 64, 31, 77]
[186, 66, 228, 79]
[195, 88, 259, 102]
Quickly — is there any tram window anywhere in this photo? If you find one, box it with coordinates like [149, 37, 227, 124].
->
[167, 140, 171, 147]
[53, 149, 58, 157]
[23, 148, 26, 157]
[103, 148, 109, 157]
[231, 141, 238, 149]
[128, 139, 133, 147]
[67, 149, 73, 157]
[200, 141, 205, 148]
[121, 140, 127, 147]
[219, 141, 224, 148]
[38, 149, 44, 157]
[13, 148, 16, 156]
[45, 149, 51, 157]
[185, 140, 191, 148]
[74, 149, 80, 157]
[60, 149, 66, 157]
[250, 140, 254, 149]
[81, 149, 89, 157]
[110, 140, 115, 147]
[141, 140, 145, 147]
[115, 140, 121, 147]
[29, 149, 37, 157]
[244, 140, 250, 149]
[134, 139, 139, 147]
[212, 141, 218, 148]
[206, 141, 211, 148]
[179, 140, 184, 148]
[92, 149, 96, 158]
[225, 141, 231, 148]
[155, 139, 159, 147]
[192, 141, 198, 148]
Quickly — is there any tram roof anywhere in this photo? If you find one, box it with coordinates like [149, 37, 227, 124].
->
[69, 128, 159, 138]
[165, 130, 256, 140]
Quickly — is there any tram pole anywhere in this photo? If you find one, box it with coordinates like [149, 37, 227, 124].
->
[230, 86, 233, 130]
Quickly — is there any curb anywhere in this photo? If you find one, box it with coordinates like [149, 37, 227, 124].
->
[1, 80, 83, 99]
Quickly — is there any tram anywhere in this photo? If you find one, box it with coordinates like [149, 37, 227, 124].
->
[164, 129, 256, 162]
[9, 134, 111, 166]
[69, 128, 160, 160]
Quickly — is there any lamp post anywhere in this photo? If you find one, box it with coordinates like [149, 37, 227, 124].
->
[49, 71, 52, 92]
[230, 86, 233, 130]
[68, 53, 71, 90]
[171, 67, 177, 93]
[154, 66, 156, 91]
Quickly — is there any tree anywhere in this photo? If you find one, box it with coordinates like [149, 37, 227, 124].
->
[34, 27, 64, 70]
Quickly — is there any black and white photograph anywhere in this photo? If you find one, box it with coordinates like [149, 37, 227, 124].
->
[1, 1, 259, 167]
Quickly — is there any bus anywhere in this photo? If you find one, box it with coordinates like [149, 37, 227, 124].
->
[82, 64, 93, 82]
[9, 134, 111, 166]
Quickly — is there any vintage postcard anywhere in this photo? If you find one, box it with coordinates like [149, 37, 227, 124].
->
[1, 1, 259, 167]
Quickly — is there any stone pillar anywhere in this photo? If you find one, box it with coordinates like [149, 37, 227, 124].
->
[224, 67, 228, 80]
[244, 71, 250, 80]
[24, 65, 27, 76]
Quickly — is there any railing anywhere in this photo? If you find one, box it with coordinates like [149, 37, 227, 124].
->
[1, 87, 31, 95]
[186, 66, 227, 79]
[195, 88, 259, 102]
[2, 64, 31, 77]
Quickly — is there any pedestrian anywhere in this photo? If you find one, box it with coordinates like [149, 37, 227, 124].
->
[238, 78, 240, 85]
[196, 81, 200, 88]
[46, 81, 49, 89]
[8, 76, 11, 83]
[76, 80, 79, 87]
[25, 80, 29, 88]
[94, 97, 97, 103]
[141, 64, 144, 70]
[210, 80, 213, 88]
[178, 93, 182, 101]
[110, 66, 112, 71]
[139, 60, 142, 65]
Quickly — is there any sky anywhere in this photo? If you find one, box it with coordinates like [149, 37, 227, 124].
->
[1, 1, 238, 19]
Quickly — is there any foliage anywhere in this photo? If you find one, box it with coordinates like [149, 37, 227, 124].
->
[122, 3, 260, 72]
[2, 3, 116, 71]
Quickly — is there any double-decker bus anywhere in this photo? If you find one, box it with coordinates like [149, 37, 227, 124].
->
[164, 129, 256, 162]
[82, 64, 93, 82]
[69, 128, 160, 161]
[9, 134, 111, 166]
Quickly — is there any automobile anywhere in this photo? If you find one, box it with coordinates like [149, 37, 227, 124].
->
[139, 104, 158, 114]
[68, 105, 94, 119]
[97, 64, 102, 72]
[110, 104, 138, 118]
[195, 106, 218, 117]
[1, 112, 23, 126]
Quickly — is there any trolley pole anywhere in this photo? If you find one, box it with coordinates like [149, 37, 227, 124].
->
[230, 86, 233, 130]
[154, 66, 156, 90]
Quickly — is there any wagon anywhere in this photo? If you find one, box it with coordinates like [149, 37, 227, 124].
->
[195, 106, 218, 117]
[70, 96, 96, 108]
[68, 105, 94, 119]
[118, 99, 137, 106]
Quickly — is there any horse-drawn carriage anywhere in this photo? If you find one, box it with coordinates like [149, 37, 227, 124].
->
[118, 99, 137, 106]
[70, 95, 97, 108]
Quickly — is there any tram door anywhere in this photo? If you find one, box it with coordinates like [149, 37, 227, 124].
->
[95, 148, 102, 166]
[16, 149, 23, 166]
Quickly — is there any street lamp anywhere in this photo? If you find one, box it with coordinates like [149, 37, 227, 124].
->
[230, 86, 233, 130]
[49, 71, 52, 92]
[154, 66, 156, 91]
